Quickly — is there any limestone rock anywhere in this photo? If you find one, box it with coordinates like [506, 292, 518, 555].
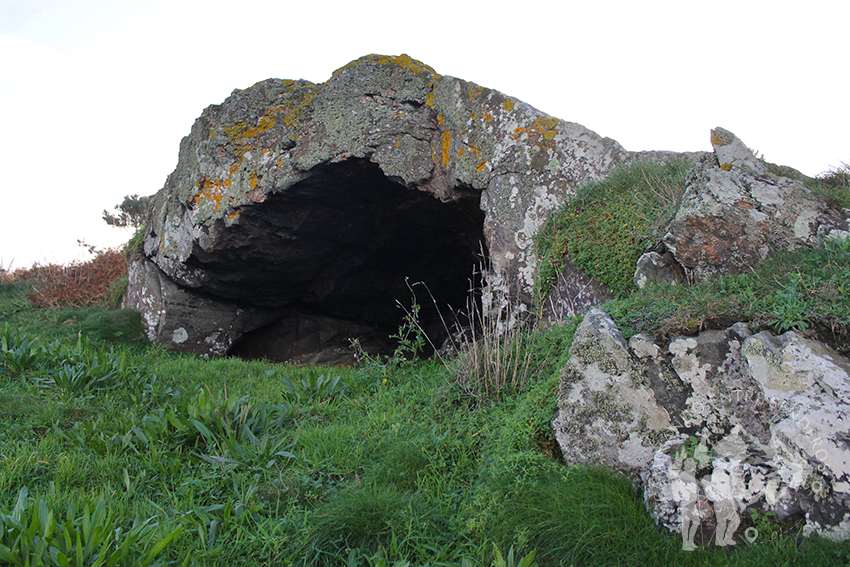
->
[659, 128, 849, 282]
[131, 54, 689, 359]
[554, 308, 850, 542]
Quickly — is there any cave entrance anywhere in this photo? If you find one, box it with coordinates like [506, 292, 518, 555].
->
[219, 158, 487, 364]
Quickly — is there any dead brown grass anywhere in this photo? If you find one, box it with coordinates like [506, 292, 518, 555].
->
[11, 248, 127, 308]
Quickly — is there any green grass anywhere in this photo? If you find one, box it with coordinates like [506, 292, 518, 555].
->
[807, 162, 850, 209]
[3, 257, 850, 565]
[534, 158, 691, 300]
[603, 237, 850, 350]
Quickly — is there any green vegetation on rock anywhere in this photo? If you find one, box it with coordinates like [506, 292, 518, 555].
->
[807, 161, 850, 209]
[603, 230, 850, 350]
[534, 158, 691, 300]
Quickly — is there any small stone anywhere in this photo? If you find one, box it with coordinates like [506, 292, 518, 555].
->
[634, 250, 686, 289]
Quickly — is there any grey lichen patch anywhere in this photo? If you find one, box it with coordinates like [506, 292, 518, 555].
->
[568, 308, 632, 375]
[559, 363, 587, 391]
[744, 332, 814, 396]
[627, 357, 651, 388]
[554, 308, 678, 472]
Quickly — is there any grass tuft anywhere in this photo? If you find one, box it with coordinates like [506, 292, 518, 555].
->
[807, 161, 850, 209]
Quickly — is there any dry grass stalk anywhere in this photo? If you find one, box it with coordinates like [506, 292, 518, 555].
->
[454, 283, 534, 402]
[11, 248, 127, 308]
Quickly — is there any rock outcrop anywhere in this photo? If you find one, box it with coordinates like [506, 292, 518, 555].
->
[127, 54, 687, 360]
[553, 308, 850, 543]
[635, 128, 850, 287]
[555, 128, 850, 545]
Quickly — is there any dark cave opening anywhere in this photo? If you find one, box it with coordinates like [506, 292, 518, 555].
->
[208, 159, 487, 363]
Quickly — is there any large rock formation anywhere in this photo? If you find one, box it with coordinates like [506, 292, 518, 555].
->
[636, 127, 850, 287]
[557, 133, 850, 544]
[128, 54, 686, 360]
[553, 308, 850, 543]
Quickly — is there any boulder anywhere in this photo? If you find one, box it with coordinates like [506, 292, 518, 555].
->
[552, 309, 683, 473]
[648, 127, 850, 283]
[553, 308, 850, 543]
[128, 54, 691, 360]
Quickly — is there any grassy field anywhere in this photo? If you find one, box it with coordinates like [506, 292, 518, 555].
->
[1, 161, 849, 566]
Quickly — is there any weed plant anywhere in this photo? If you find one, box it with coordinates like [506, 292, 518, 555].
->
[452, 292, 536, 403]
[807, 161, 850, 209]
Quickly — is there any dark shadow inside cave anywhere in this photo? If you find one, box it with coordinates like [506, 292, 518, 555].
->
[203, 158, 487, 364]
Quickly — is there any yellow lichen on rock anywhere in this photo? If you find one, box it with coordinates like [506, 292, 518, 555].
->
[711, 130, 724, 146]
[220, 83, 316, 157]
[193, 177, 229, 212]
[425, 89, 437, 108]
[441, 130, 452, 167]
[532, 117, 560, 141]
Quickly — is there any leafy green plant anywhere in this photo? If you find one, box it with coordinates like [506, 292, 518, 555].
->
[34, 336, 137, 400]
[389, 289, 427, 364]
[0, 487, 182, 567]
[352, 279, 433, 380]
[763, 285, 809, 334]
[492, 544, 538, 567]
[40, 362, 121, 400]
[0, 326, 47, 378]
[63, 385, 295, 470]
[281, 373, 347, 407]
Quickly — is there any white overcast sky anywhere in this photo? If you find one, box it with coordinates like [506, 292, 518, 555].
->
[1, 0, 848, 268]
